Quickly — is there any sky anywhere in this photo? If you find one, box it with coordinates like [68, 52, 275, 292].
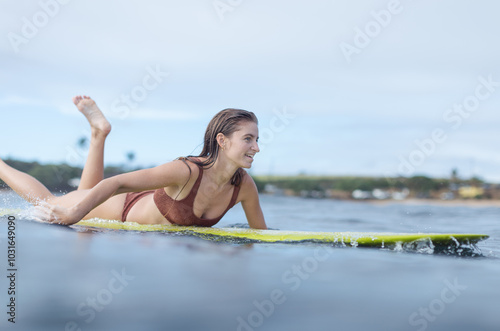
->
[1, 0, 499, 182]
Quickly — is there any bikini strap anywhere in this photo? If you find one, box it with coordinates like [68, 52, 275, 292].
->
[175, 157, 193, 200]
[225, 173, 243, 212]
[229, 184, 240, 208]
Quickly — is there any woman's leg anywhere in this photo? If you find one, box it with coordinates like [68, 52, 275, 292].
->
[0, 158, 54, 205]
[0, 154, 125, 220]
[73, 95, 111, 190]
[0, 95, 110, 205]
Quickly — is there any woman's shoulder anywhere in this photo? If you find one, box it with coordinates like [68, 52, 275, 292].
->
[179, 156, 205, 168]
[235, 170, 259, 203]
[238, 170, 256, 190]
[158, 158, 200, 185]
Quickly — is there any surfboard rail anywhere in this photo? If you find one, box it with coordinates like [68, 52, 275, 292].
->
[73, 219, 489, 247]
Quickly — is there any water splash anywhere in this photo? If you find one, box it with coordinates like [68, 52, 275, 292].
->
[385, 238, 483, 257]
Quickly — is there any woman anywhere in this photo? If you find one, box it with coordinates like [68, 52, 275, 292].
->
[0, 96, 267, 229]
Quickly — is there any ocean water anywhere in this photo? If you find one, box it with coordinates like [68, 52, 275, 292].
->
[0, 190, 499, 331]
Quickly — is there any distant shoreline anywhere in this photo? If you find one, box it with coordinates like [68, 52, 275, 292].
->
[364, 198, 500, 208]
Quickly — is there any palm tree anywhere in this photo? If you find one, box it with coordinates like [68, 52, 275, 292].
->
[125, 151, 136, 171]
[78, 136, 88, 149]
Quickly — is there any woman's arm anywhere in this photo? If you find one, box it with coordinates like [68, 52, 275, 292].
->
[36, 160, 190, 225]
[240, 173, 267, 230]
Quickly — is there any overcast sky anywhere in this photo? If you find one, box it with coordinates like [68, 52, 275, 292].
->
[1, 0, 499, 182]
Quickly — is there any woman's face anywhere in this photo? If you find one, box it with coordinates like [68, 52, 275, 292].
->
[225, 121, 260, 168]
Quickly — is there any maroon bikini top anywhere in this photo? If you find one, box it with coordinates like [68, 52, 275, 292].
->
[153, 162, 241, 227]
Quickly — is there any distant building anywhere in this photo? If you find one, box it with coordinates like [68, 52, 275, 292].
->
[440, 192, 455, 200]
[263, 184, 285, 196]
[391, 188, 409, 200]
[352, 189, 372, 200]
[372, 189, 390, 200]
[352, 188, 409, 200]
[458, 186, 484, 199]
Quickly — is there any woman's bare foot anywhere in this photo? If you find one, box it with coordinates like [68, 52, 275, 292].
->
[73, 95, 111, 136]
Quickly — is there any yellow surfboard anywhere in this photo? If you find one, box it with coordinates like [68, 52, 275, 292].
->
[1, 209, 489, 248]
[74, 218, 489, 248]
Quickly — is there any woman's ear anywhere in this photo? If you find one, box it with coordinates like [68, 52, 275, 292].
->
[216, 133, 225, 149]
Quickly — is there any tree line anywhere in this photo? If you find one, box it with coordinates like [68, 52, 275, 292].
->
[252, 175, 489, 198]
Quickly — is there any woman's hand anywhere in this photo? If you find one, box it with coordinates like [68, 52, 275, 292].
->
[31, 201, 81, 226]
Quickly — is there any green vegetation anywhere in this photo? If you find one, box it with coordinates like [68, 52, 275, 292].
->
[253, 174, 495, 199]
[254, 175, 447, 194]
[0, 159, 82, 192]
